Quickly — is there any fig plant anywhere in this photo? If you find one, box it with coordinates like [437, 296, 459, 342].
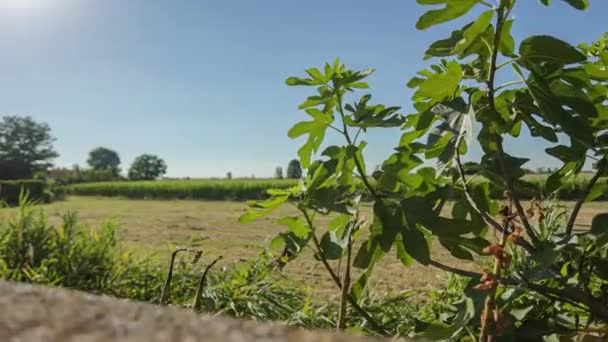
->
[241, 0, 608, 340]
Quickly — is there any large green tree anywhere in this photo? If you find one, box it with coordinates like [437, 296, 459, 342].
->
[87, 147, 121, 176]
[128, 154, 167, 180]
[0, 115, 59, 179]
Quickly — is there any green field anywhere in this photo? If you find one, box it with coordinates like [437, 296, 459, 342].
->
[2, 196, 603, 296]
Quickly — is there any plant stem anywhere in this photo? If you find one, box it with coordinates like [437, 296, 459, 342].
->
[564, 158, 606, 238]
[338, 223, 354, 331]
[334, 86, 378, 198]
[160, 248, 183, 306]
[299, 208, 389, 336]
[192, 256, 223, 313]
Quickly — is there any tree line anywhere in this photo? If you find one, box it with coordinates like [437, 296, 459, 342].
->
[0, 115, 167, 182]
[0, 115, 304, 182]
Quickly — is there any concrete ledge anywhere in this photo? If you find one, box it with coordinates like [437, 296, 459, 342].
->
[0, 281, 382, 342]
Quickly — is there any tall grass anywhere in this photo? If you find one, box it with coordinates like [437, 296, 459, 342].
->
[67, 179, 300, 200]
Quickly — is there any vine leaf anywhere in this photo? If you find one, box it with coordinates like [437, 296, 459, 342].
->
[519, 35, 586, 66]
[416, 0, 480, 30]
[238, 195, 290, 223]
[424, 9, 494, 59]
[411, 61, 463, 112]
[425, 97, 474, 173]
[590, 213, 608, 236]
[538, 0, 589, 10]
[288, 108, 334, 168]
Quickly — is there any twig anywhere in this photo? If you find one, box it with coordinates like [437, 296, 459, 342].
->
[564, 158, 606, 239]
[160, 247, 202, 306]
[509, 278, 608, 321]
[429, 260, 481, 278]
[192, 256, 223, 313]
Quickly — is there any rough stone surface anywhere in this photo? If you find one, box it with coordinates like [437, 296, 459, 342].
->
[0, 281, 384, 342]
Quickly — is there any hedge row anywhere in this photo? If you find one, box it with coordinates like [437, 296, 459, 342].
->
[66, 179, 300, 201]
[0, 180, 49, 205]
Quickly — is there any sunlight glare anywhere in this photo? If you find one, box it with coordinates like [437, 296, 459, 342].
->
[0, 0, 48, 10]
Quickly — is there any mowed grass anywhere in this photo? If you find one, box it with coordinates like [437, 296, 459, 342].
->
[1, 197, 605, 298]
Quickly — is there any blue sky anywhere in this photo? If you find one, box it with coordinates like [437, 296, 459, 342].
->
[1, 0, 606, 177]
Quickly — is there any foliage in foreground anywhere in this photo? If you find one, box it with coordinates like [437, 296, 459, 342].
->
[240, 0, 608, 340]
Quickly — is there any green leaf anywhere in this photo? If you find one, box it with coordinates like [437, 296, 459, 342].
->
[416, 0, 480, 30]
[515, 65, 593, 145]
[318, 231, 344, 260]
[510, 305, 534, 320]
[239, 195, 289, 223]
[562, 0, 589, 10]
[425, 97, 474, 172]
[586, 181, 608, 202]
[519, 35, 586, 66]
[424, 10, 494, 59]
[277, 217, 311, 239]
[401, 223, 431, 265]
[288, 108, 334, 168]
[499, 20, 516, 56]
[413, 61, 463, 111]
[345, 95, 404, 128]
[590, 213, 608, 236]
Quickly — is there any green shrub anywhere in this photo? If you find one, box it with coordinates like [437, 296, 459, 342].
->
[0, 180, 48, 205]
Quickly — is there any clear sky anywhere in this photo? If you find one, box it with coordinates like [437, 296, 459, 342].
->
[1, 0, 606, 177]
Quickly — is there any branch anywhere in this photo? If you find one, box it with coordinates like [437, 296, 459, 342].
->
[300, 208, 389, 335]
[192, 256, 223, 312]
[564, 158, 606, 238]
[485, 2, 540, 248]
[496, 144, 542, 247]
[428, 260, 481, 278]
[501, 277, 608, 321]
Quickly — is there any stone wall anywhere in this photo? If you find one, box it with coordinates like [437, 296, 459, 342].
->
[0, 281, 386, 341]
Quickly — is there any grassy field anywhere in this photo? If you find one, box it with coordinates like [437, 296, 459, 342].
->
[1, 196, 605, 297]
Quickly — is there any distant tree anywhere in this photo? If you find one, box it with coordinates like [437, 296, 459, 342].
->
[286, 159, 302, 179]
[226, 172, 232, 180]
[371, 165, 383, 180]
[275, 166, 284, 179]
[0, 115, 59, 179]
[87, 147, 121, 176]
[128, 154, 167, 180]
